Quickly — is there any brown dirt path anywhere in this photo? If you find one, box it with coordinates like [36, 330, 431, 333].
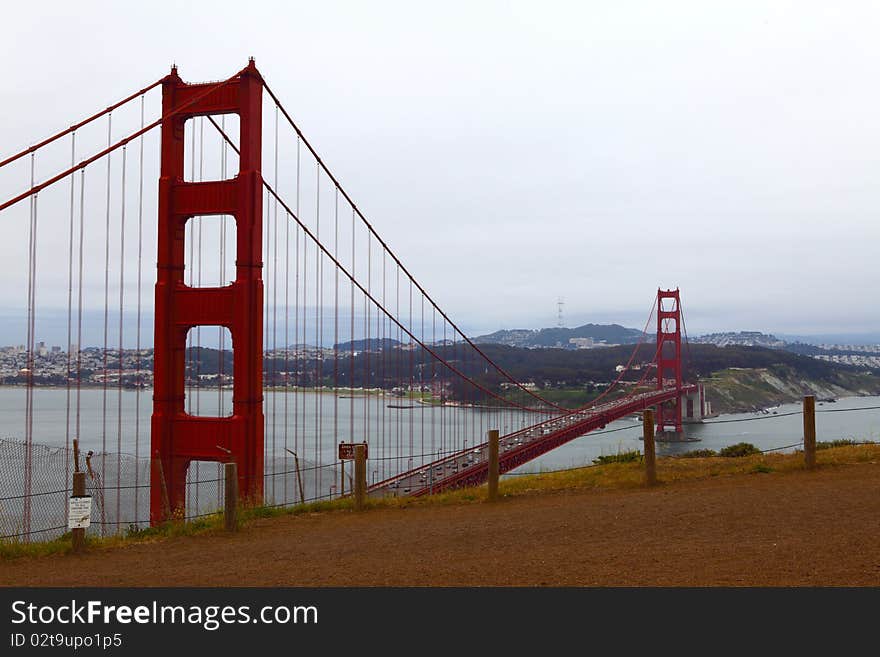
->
[3, 463, 880, 586]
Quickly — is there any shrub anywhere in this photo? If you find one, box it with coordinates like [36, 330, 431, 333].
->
[719, 442, 761, 458]
[592, 449, 642, 465]
[676, 449, 718, 458]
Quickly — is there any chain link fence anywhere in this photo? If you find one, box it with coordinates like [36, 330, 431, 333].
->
[0, 438, 345, 543]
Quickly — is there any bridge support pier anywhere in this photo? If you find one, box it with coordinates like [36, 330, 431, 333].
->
[655, 383, 707, 442]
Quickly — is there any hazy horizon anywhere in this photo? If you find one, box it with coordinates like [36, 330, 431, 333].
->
[3, 305, 877, 350]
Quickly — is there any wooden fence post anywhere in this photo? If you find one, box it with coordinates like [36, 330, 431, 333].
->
[487, 429, 499, 502]
[224, 462, 238, 531]
[643, 409, 657, 486]
[803, 395, 816, 469]
[354, 444, 367, 511]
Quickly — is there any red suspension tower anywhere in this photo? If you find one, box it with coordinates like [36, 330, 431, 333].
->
[151, 62, 264, 524]
[656, 288, 683, 437]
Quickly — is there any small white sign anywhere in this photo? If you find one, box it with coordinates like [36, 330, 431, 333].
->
[68, 495, 92, 530]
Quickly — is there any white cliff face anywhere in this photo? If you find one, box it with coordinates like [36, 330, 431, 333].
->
[702, 367, 879, 414]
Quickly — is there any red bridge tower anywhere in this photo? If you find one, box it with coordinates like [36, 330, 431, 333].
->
[656, 288, 683, 438]
[151, 62, 264, 524]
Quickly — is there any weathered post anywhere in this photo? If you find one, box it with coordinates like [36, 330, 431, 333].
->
[71, 470, 86, 553]
[354, 444, 367, 511]
[487, 429, 500, 502]
[285, 448, 306, 504]
[643, 409, 657, 486]
[224, 462, 238, 531]
[803, 395, 816, 469]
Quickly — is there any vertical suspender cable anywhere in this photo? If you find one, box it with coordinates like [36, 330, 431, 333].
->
[271, 104, 279, 502]
[116, 144, 127, 528]
[442, 318, 446, 454]
[365, 232, 370, 460]
[349, 207, 355, 455]
[65, 132, 76, 497]
[431, 306, 435, 461]
[195, 118, 204, 513]
[135, 96, 145, 522]
[300, 188, 308, 496]
[217, 116, 226, 504]
[186, 122, 194, 417]
[300, 157, 308, 496]
[394, 264, 400, 479]
[409, 277, 414, 466]
[264, 187, 270, 496]
[282, 112, 290, 505]
[217, 114, 223, 418]
[75, 169, 85, 474]
[418, 294, 425, 465]
[314, 165, 321, 496]
[294, 137, 300, 491]
[377, 250, 382, 474]
[333, 188, 339, 472]
[101, 114, 112, 535]
[379, 249, 385, 475]
[23, 153, 36, 539]
[185, 121, 194, 512]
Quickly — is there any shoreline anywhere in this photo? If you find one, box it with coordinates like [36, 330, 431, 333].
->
[0, 384, 877, 415]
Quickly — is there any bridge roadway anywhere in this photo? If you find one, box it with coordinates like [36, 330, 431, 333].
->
[368, 384, 697, 498]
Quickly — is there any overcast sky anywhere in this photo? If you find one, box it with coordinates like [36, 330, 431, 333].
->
[3, 0, 880, 338]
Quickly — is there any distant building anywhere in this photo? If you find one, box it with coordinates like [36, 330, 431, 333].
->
[569, 337, 619, 350]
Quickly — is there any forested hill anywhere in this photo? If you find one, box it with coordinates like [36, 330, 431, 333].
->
[180, 341, 880, 414]
[467, 342, 878, 388]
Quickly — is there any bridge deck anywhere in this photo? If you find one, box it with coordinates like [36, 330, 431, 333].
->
[369, 385, 697, 497]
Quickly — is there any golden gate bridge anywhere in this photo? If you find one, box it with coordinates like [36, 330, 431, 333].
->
[0, 61, 702, 537]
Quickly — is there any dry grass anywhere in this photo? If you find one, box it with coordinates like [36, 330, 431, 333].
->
[4, 443, 879, 560]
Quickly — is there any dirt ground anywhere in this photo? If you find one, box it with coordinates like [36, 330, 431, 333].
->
[3, 462, 880, 586]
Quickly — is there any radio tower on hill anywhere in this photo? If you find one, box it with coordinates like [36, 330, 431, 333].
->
[557, 296, 565, 328]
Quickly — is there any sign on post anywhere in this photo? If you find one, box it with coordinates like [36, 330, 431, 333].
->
[339, 442, 368, 460]
[68, 495, 92, 530]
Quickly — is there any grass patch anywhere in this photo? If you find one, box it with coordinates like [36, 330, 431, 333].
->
[750, 464, 774, 474]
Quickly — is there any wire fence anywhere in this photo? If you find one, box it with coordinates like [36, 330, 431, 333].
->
[502, 403, 880, 476]
[2, 402, 879, 542]
[0, 438, 351, 542]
